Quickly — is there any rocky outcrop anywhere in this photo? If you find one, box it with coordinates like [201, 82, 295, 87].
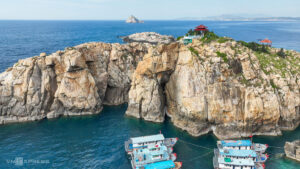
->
[126, 15, 144, 23]
[0, 34, 299, 139]
[285, 140, 300, 162]
[126, 38, 300, 139]
[126, 43, 179, 122]
[121, 32, 175, 44]
[0, 42, 150, 123]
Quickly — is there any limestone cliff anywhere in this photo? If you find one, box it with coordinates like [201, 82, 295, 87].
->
[0, 35, 299, 139]
[0, 42, 149, 123]
[126, 38, 300, 139]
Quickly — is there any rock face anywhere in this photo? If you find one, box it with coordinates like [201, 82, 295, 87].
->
[285, 140, 300, 162]
[126, 15, 144, 23]
[0, 35, 299, 139]
[121, 32, 175, 44]
[126, 38, 300, 139]
[0, 42, 150, 123]
[126, 43, 179, 122]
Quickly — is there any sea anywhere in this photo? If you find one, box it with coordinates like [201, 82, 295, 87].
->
[0, 20, 300, 169]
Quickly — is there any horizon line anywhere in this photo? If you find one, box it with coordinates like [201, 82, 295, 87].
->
[1, 19, 300, 22]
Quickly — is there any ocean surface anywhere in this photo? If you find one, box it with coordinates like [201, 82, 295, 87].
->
[0, 20, 300, 169]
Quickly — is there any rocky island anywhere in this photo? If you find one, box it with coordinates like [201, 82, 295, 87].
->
[121, 32, 175, 44]
[284, 140, 300, 162]
[126, 15, 144, 23]
[0, 32, 299, 139]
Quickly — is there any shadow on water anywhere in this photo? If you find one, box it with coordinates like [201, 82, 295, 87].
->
[0, 104, 299, 169]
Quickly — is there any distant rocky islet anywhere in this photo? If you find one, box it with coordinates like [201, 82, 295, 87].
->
[126, 15, 144, 23]
[120, 32, 175, 44]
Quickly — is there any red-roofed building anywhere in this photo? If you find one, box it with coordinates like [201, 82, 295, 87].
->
[196, 25, 207, 29]
[194, 25, 209, 33]
[260, 38, 272, 46]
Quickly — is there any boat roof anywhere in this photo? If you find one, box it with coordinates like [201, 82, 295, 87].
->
[218, 157, 255, 166]
[144, 160, 175, 169]
[131, 134, 165, 144]
[220, 149, 257, 158]
[221, 140, 252, 147]
[133, 146, 168, 156]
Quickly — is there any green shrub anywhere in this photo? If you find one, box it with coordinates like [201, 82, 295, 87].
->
[189, 47, 199, 56]
[177, 36, 183, 41]
[218, 37, 229, 43]
[189, 47, 205, 61]
[186, 29, 202, 36]
[277, 48, 286, 58]
[270, 79, 279, 89]
[201, 31, 219, 43]
[216, 51, 228, 63]
[241, 74, 249, 85]
[238, 41, 269, 54]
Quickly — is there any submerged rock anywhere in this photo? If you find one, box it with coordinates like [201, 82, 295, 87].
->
[0, 34, 299, 139]
[121, 32, 175, 44]
[126, 15, 144, 23]
[284, 140, 300, 162]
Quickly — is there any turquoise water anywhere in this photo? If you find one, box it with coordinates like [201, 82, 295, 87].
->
[0, 21, 300, 168]
[0, 105, 299, 168]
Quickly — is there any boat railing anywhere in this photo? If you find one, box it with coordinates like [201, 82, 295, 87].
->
[125, 141, 130, 152]
[164, 138, 177, 147]
[253, 143, 267, 153]
[213, 156, 219, 168]
[214, 149, 219, 157]
[256, 153, 267, 163]
[255, 163, 264, 169]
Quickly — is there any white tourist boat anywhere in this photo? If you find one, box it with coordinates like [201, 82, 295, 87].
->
[217, 140, 268, 153]
[125, 134, 181, 169]
[125, 134, 178, 155]
[214, 140, 268, 169]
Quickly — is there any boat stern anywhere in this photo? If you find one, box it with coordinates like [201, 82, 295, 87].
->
[165, 138, 178, 147]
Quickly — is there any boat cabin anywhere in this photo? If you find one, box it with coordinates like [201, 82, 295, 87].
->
[218, 149, 257, 161]
[218, 140, 252, 150]
[215, 157, 256, 169]
[131, 134, 165, 150]
[132, 145, 176, 168]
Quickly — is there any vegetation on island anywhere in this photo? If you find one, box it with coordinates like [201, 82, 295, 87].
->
[216, 51, 228, 63]
[200, 31, 231, 44]
[188, 47, 199, 56]
[177, 36, 183, 41]
[182, 27, 300, 85]
[277, 48, 286, 58]
[185, 29, 202, 36]
[238, 41, 269, 54]
[236, 40, 300, 78]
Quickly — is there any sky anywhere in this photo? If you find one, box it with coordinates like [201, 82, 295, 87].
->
[0, 0, 300, 20]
